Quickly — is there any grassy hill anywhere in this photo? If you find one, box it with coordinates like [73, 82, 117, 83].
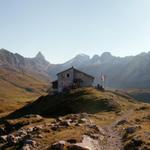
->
[0, 87, 149, 150]
[6, 87, 139, 119]
[0, 68, 50, 115]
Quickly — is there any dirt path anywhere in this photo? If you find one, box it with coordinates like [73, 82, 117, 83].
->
[80, 124, 123, 150]
[82, 110, 134, 150]
[101, 110, 134, 150]
[101, 125, 123, 150]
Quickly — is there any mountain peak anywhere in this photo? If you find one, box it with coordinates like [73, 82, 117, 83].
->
[35, 51, 45, 60]
[0, 48, 12, 54]
[73, 53, 90, 61]
[92, 54, 100, 59]
[76, 53, 89, 57]
[101, 52, 112, 58]
[73, 54, 90, 60]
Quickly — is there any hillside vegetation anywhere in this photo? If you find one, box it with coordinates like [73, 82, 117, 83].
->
[6, 88, 139, 119]
[0, 68, 49, 115]
[0, 88, 149, 150]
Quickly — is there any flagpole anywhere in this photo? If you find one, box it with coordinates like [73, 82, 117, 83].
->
[103, 78, 105, 89]
[101, 72, 103, 87]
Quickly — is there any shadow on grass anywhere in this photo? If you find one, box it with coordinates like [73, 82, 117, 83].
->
[2, 90, 119, 120]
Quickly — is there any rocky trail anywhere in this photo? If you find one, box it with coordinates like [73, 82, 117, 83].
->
[81, 110, 135, 150]
[101, 125, 123, 150]
[0, 110, 142, 150]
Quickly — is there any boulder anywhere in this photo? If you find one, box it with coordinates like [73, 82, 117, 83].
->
[124, 138, 143, 150]
[18, 129, 28, 137]
[20, 144, 32, 150]
[7, 134, 18, 144]
[0, 127, 5, 135]
[78, 118, 88, 124]
[36, 134, 43, 138]
[60, 120, 71, 127]
[67, 139, 77, 144]
[51, 124, 60, 131]
[24, 139, 37, 147]
[33, 125, 43, 131]
[26, 127, 34, 133]
[125, 126, 141, 134]
[57, 117, 64, 122]
[116, 119, 128, 126]
[88, 133, 99, 139]
[125, 127, 136, 134]
[24, 114, 42, 119]
[67, 144, 90, 150]
[0, 135, 7, 143]
[80, 113, 89, 118]
[97, 126, 105, 135]
[50, 140, 66, 150]
[87, 124, 99, 132]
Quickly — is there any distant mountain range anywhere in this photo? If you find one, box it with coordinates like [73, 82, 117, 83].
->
[1, 48, 150, 89]
[47, 51, 150, 88]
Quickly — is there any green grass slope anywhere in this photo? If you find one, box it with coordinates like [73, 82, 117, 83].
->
[6, 88, 139, 119]
[0, 68, 50, 114]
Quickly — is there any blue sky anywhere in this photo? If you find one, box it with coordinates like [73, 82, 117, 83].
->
[0, 0, 150, 63]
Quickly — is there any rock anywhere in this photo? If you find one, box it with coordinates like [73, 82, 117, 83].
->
[116, 119, 128, 126]
[75, 123, 82, 127]
[24, 139, 37, 147]
[0, 135, 7, 143]
[87, 124, 99, 132]
[124, 138, 143, 150]
[80, 113, 89, 118]
[135, 118, 141, 122]
[18, 129, 28, 137]
[33, 125, 43, 131]
[89, 133, 99, 139]
[7, 134, 18, 144]
[57, 117, 64, 122]
[67, 144, 90, 150]
[50, 140, 66, 150]
[21, 145, 30, 150]
[141, 146, 150, 150]
[125, 126, 141, 134]
[0, 127, 5, 135]
[125, 127, 136, 134]
[99, 135, 105, 141]
[26, 127, 34, 132]
[20, 144, 32, 150]
[36, 134, 43, 138]
[34, 114, 43, 119]
[51, 124, 60, 131]
[78, 118, 88, 124]
[24, 114, 42, 119]
[67, 138, 77, 144]
[60, 120, 71, 127]
[5, 120, 29, 132]
[97, 127, 105, 135]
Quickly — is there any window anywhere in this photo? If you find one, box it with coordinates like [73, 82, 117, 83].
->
[67, 73, 70, 78]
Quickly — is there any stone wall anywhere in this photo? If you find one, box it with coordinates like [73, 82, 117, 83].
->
[74, 70, 94, 87]
[57, 68, 74, 92]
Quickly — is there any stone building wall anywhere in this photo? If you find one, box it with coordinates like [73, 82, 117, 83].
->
[57, 68, 74, 92]
[57, 68, 94, 92]
[74, 70, 94, 87]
